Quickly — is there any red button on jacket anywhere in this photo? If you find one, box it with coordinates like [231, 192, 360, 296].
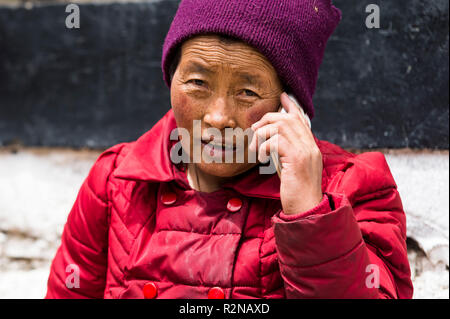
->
[161, 192, 177, 205]
[227, 197, 242, 212]
[208, 287, 225, 299]
[143, 282, 158, 299]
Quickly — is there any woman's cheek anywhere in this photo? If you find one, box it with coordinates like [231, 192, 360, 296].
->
[172, 92, 194, 126]
[246, 102, 277, 126]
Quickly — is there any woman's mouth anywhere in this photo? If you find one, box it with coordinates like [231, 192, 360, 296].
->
[201, 140, 237, 159]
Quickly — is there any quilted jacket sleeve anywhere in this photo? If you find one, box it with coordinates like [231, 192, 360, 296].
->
[45, 146, 122, 299]
[272, 152, 413, 299]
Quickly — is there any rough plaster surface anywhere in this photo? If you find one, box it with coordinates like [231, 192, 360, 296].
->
[0, 148, 448, 298]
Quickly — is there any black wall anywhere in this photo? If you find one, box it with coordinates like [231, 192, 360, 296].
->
[0, 0, 448, 149]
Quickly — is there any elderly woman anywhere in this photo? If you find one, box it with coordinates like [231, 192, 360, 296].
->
[46, 0, 413, 299]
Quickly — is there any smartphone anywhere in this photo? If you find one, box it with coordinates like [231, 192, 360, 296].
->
[271, 94, 311, 177]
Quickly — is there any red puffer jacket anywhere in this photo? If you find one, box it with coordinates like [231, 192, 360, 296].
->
[45, 110, 413, 299]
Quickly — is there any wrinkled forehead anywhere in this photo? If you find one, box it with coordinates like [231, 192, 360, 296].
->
[179, 35, 278, 75]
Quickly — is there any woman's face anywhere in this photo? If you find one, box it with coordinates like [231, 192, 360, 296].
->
[170, 34, 284, 178]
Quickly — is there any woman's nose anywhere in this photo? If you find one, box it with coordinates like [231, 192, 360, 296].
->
[203, 97, 236, 129]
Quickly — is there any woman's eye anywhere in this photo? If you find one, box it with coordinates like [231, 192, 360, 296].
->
[189, 79, 205, 86]
[243, 89, 258, 97]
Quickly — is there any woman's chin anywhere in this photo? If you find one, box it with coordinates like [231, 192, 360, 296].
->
[196, 162, 257, 178]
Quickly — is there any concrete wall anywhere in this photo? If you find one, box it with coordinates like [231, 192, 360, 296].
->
[0, 0, 448, 149]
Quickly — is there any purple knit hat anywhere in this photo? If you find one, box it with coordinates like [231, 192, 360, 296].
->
[161, 0, 342, 119]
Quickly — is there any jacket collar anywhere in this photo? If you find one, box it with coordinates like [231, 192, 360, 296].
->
[113, 110, 325, 200]
[113, 111, 177, 183]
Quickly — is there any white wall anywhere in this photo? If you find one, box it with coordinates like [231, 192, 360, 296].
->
[0, 148, 448, 298]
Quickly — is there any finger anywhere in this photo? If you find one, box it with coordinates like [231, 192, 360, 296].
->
[280, 92, 302, 117]
[249, 123, 280, 152]
[257, 134, 290, 164]
[280, 93, 312, 130]
[257, 134, 280, 163]
[252, 121, 304, 153]
[251, 112, 291, 131]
